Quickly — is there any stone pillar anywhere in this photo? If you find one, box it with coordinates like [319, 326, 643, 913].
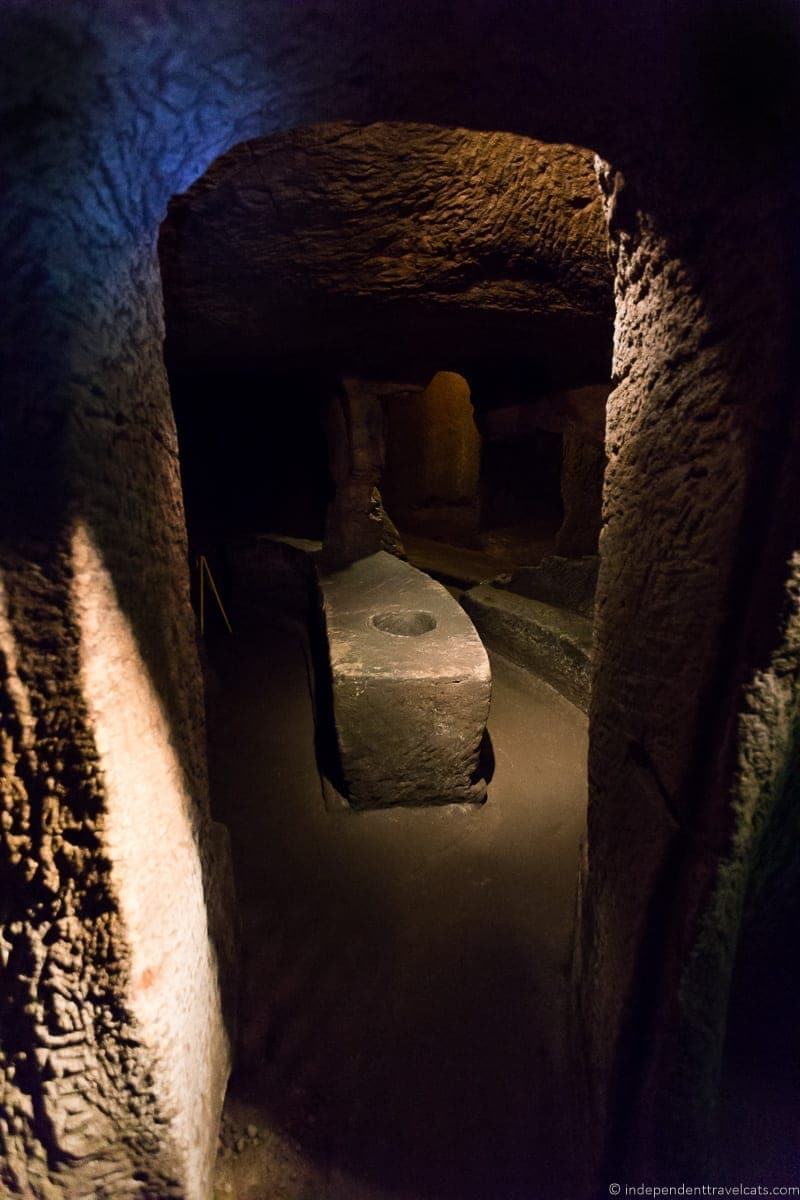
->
[0, 235, 234, 1197]
[555, 428, 606, 556]
[323, 379, 404, 566]
[577, 160, 800, 1181]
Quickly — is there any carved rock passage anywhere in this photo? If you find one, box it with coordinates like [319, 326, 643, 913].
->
[160, 123, 613, 382]
[2, 0, 799, 1193]
[481, 384, 609, 555]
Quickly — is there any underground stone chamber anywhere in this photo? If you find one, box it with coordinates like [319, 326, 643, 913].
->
[3, 6, 800, 1198]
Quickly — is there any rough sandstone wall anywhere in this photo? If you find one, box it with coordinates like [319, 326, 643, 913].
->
[160, 123, 612, 383]
[0, 216, 234, 1192]
[579, 158, 800, 1177]
[0, 7, 249, 1178]
[1, 0, 798, 1194]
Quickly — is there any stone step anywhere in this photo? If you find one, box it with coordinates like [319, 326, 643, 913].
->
[461, 584, 593, 712]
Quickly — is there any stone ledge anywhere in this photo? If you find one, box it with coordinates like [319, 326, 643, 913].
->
[461, 583, 592, 712]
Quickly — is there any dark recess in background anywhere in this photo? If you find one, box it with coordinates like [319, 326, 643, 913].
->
[169, 367, 335, 556]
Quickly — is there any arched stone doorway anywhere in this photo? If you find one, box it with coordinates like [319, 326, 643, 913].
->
[2, 3, 798, 1196]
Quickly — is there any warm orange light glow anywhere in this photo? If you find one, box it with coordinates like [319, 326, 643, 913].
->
[71, 522, 226, 1199]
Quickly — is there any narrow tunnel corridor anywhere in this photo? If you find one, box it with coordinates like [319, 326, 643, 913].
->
[3, 8, 799, 1192]
[203, 615, 588, 1199]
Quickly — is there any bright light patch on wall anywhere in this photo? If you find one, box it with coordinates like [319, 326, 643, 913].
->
[71, 522, 226, 1200]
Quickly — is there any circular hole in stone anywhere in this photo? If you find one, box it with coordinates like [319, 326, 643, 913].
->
[371, 609, 437, 637]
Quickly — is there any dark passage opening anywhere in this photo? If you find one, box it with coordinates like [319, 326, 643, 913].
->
[157, 121, 615, 1200]
[169, 365, 334, 554]
[479, 425, 564, 556]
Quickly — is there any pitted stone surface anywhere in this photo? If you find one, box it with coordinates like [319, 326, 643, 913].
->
[462, 583, 592, 712]
[3, 0, 799, 1190]
[493, 555, 599, 619]
[319, 553, 491, 808]
[160, 123, 612, 383]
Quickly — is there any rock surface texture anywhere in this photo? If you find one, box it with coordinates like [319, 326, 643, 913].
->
[577, 156, 800, 1178]
[323, 379, 405, 567]
[494, 555, 599, 619]
[2, 0, 799, 1193]
[319, 553, 491, 807]
[160, 123, 613, 384]
[462, 584, 592, 712]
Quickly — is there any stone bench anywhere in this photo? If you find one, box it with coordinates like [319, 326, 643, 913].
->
[461, 583, 592, 712]
[318, 551, 491, 807]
